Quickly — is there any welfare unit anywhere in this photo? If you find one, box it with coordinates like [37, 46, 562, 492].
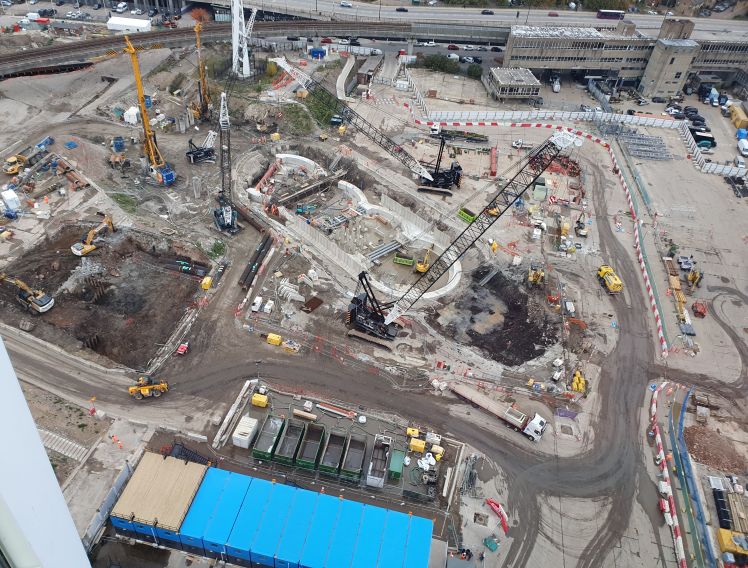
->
[325, 500, 364, 568]
[232, 415, 259, 449]
[201, 472, 253, 560]
[298, 493, 343, 568]
[106, 16, 152, 32]
[297, 423, 326, 469]
[376, 511, 411, 566]
[252, 415, 285, 460]
[178, 468, 232, 555]
[225, 478, 275, 566]
[274, 488, 319, 568]
[110, 453, 207, 545]
[273, 418, 306, 465]
[319, 430, 347, 477]
[250, 483, 297, 566]
[351, 504, 387, 567]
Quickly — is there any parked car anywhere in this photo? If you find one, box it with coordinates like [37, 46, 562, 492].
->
[463, 44, 476, 50]
[350, 39, 361, 46]
[672, 112, 686, 119]
[652, 96, 666, 103]
[1, 1, 13, 6]
[637, 98, 649, 106]
[147, 7, 157, 15]
[548, 11, 559, 16]
[338, 38, 350, 45]
[647, 9, 657, 14]
[395, 6, 408, 11]
[447, 44, 459, 50]
[490, 46, 503, 52]
[321, 37, 332, 44]
[481, 9, 494, 14]
[580, 104, 591, 112]
[339, 0, 352, 6]
[130, 7, 142, 14]
[460, 56, 474, 63]
[55, 0, 65, 5]
[472, 56, 482, 63]
[627, 109, 637, 115]
[447, 53, 459, 60]
[93, 2, 102, 8]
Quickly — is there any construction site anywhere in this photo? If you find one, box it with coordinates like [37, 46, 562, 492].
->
[1, 6, 747, 568]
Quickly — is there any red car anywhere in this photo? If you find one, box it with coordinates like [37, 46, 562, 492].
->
[548, 11, 559, 16]
[321, 37, 332, 44]
[447, 44, 459, 50]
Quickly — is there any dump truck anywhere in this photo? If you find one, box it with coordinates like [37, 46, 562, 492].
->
[597, 265, 623, 294]
[449, 382, 547, 441]
[3, 137, 53, 175]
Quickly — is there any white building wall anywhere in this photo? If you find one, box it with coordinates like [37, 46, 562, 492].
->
[0, 337, 90, 568]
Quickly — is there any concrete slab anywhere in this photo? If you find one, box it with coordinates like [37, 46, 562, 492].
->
[63, 418, 151, 538]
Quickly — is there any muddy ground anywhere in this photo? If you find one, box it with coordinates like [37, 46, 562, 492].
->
[431, 266, 559, 366]
[0, 226, 203, 369]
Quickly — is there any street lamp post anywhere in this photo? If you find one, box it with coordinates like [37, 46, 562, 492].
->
[379, 0, 382, 20]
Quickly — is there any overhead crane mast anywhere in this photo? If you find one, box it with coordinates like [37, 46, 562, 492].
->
[214, 92, 238, 233]
[124, 36, 175, 186]
[380, 131, 582, 326]
[271, 57, 433, 182]
[193, 23, 211, 121]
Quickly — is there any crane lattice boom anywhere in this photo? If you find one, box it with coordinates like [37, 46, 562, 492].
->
[270, 57, 433, 182]
[384, 131, 580, 324]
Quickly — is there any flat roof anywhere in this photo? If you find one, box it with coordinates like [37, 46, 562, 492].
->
[110, 453, 207, 531]
[489, 67, 541, 87]
[660, 38, 700, 47]
[511, 25, 647, 41]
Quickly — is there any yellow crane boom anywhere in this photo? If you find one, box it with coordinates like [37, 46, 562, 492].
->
[124, 36, 175, 186]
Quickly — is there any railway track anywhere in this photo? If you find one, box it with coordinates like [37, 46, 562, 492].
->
[0, 22, 411, 77]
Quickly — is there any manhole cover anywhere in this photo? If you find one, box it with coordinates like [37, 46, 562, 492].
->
[474, 512, 488, 526]
[560, 425, 574, 436]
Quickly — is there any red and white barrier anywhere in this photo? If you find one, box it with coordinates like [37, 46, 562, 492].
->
[608, 148, 668, 357]
[649, 383, 687, 568]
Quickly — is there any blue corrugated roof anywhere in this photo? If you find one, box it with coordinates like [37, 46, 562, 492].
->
[325, 499, 364, 568]
[351, 505, 388, 568]
[225, 478, 274, 559]
[299, 494, 341, 568]
[404, 515, 434, 568]
[201, 473, 252, 553]
[179, 469, 231, 548]
[275, 488, 319, 568]
[377, 511, 410, 568]
[250, 483, 297, 564]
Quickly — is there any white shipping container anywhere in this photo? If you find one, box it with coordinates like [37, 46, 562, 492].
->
[232, 416, 259, 449]
[106, 16, 152, 33]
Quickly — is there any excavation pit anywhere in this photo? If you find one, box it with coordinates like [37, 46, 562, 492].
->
[430, 266, 558, 366]
[0, 225, 205, 369]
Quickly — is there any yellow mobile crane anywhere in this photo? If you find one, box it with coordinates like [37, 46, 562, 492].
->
[71, 213, 115, 256]
[189, 23, 211, 121]
[124, 36, 175, 186]
[0, 273, 55, 313]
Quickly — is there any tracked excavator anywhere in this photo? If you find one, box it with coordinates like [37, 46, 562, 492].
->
[71, 213, 115, 256]
[0, 273, 55, 313]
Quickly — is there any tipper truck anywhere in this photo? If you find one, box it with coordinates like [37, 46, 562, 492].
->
[597, 265, 623, 294]
[3, 137, 54, 175]
[449, 382, 547, 441]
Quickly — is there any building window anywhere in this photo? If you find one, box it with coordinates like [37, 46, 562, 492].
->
[669, 57, 675, 65]
[675, 72, 682, 79]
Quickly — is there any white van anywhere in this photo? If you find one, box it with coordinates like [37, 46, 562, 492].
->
[447, 53, 459, 60]
[251, 296, 263, 313]
[738, 139, 748, 157]
[26, 12, 41, 19]
[115, 2, 128, 12]
[736, 155, 746, 169]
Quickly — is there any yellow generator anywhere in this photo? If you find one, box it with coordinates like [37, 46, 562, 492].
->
[597, 265, 623, 294]
[128, 376, 168, 400]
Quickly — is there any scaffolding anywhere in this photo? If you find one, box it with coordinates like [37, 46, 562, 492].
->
[618, 132, 671, 160]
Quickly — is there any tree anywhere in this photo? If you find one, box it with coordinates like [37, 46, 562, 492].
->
[190, 7, 211, 22]
[466, 64, 483, 80]
[423, 54, 460, 74]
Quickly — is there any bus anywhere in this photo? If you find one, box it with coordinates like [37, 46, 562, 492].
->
[597, 9, 625, 19]
[690, 130, 717, 148]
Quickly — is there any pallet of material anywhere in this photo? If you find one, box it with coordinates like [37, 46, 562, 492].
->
[663, 257, 679, 277]
[727, 493, 748, 534]
[669, 275, 682, 291]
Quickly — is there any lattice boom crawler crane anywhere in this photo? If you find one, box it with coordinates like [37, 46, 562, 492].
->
[348, 131, 582, 338]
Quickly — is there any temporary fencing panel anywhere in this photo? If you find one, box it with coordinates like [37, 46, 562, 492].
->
[275, 489, 320, 568]
[325, 500, 365, 568]
[299, 494, 342, 568]
[404, 515, 434, 568]
[179, 469, 231, 556]
[377, 511, 410, 567]
[250, 484, 297, 567]
[225, 478, 274, 565]
[202, 473, 253, 559]
[351, 504, 388, 568]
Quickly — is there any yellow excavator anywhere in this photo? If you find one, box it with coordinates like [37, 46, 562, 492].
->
[0, 273, 55, 313]
[415, 245, 433, 273]
[128, 375, 169, 400]
[71, 213, 115, 256]
[528, 261, 545, 287]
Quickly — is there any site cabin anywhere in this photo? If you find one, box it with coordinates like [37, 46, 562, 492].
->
[106, 16, 152, 32]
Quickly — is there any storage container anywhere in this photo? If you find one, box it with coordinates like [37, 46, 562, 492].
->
[251, 393, 268, 408]
[409, 437, 426, 453]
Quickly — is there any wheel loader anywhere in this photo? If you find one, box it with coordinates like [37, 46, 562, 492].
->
[128, 376, 168, 400]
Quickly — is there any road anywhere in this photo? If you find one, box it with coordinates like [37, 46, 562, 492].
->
[244, 0, 748, 34]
